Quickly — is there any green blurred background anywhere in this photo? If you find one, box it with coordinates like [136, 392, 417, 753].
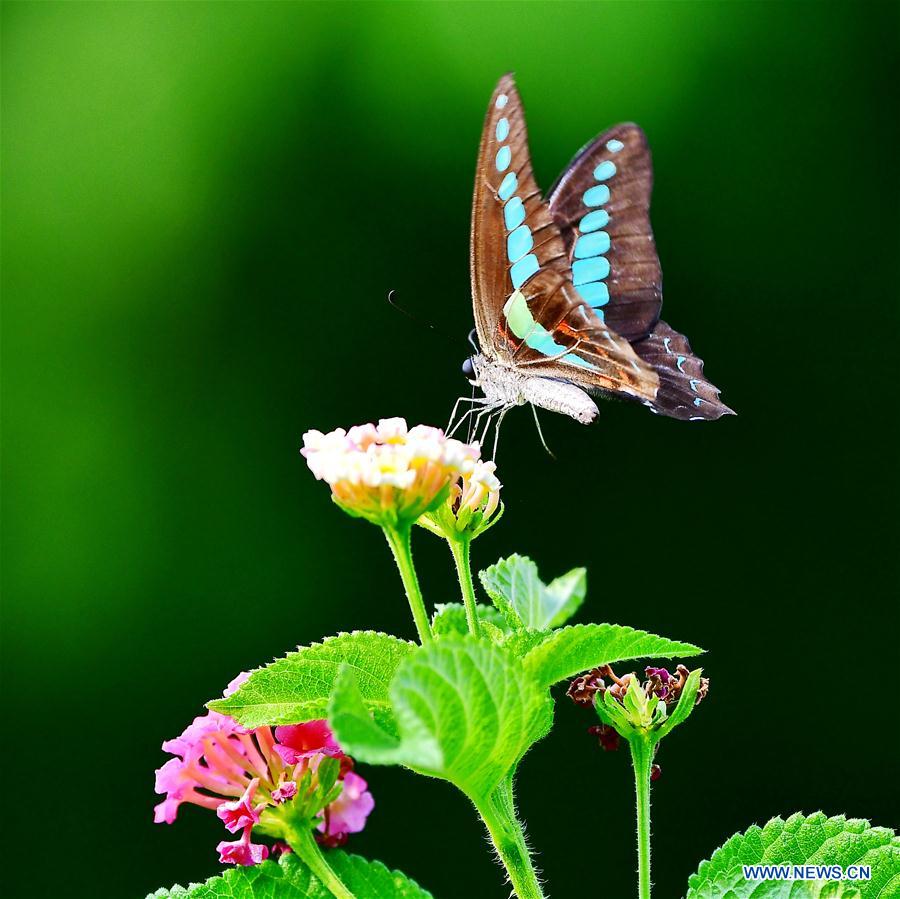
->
[3, 2, 898, 897]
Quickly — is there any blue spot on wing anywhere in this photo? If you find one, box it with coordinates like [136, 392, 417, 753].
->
[574, 231, 611, 258]
[579, 209, 609, 232]
[572, 257, 610, 285]
[510, 254, 540, 289]
[503, 197, 525, 230]
[583, 185, 610, 206]
[507, 225, 534, 262]
[498, 172, 517, 201]
[576, 282, 609, 306]
[593, 160, 616, 181]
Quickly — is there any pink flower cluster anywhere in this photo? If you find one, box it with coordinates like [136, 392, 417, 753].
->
[154, 674, 374, 866]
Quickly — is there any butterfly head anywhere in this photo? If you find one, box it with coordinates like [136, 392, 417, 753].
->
[461, 356, 477, 383]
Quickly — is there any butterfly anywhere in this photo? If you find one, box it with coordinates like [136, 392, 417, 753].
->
[454, 73, 734, 448]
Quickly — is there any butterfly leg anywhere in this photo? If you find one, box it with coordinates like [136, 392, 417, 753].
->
[447, 392, 486, 433]
[480, 402, 509, 450]
[448, 396, 497, 438]
[530, 403, 556, 460]
[491, 406, 510, 460]
[469, 401, 505, 448]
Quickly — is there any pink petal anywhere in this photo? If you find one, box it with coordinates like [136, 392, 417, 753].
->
[224, 672, 251, 698]
[216, 835, 269, 867]
[273, 720, 341, 764]
[271, 781, 297, 804]
[153, 797, 182, 824]
[319, 771, 374, 837]
[216, 778, 261, 833]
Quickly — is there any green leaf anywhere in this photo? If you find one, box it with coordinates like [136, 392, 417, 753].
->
[329, 635, 553, 802]
[208, 632, 415, 731]
[686, 812, 899, 899]
[595, 689, 639, 741]
[431, 602, 510, 637]
[522, 622, 703, 688]
[653, 668, 703, 742]
[544, 567, 587, 627]
[148, 849, 433, 898]
[479, 554, 586, 630]
[500, 628, 550, 658]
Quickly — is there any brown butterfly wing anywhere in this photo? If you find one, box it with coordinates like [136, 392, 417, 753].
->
[547, 124, 662, 342]
[470, 75, 657, 403]
[634, 321, 735, 420]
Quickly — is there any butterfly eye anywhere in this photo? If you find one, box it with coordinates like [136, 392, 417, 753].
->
[461, 358, 476, 380]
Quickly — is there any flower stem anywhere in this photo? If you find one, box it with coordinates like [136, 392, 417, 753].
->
[286, 824, 356, 899]
[449, 536, 481, 637]
[629, 735, 654, 899]
[383, 525, 432, 644]
[476, 777, 544, 899]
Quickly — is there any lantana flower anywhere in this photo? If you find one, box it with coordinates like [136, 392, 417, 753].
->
[568, 663, 708, 777]
[419, 457, 503, 541]
[301, 418, 480, 529]
[154, 676, 374, 865]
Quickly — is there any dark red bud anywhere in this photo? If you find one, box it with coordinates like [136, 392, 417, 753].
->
[587, 723, 621, 752]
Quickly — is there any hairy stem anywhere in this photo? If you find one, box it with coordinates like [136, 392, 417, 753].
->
[383, 525, 432, 644]
[449, 536, 481, 637]
[477, 777, 544, 899]
[286, 824, 356, 899]
[630, 735, 654, 899]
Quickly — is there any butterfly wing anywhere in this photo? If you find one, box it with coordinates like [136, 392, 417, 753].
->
[470, 74, 657, 403]
[634, 321, 735, 420]
[546, 123, 662, 341]
[547, 122, 733, 419]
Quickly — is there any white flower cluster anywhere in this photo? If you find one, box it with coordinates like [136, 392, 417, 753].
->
[301, 418, 482, 527]
[455, 460, 502, 519]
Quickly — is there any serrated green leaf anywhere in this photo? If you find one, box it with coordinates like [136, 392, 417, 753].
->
[686, 812, 899, 899]
[431, 602, 511, 637]
[207, 632, 415, 731]
[329, 635, 553, 802]
[545, 567, 587, 627]
[522, 622, 702, 688]
[479, 554, 586, 630]
[500, 628, 550, 658]
[686, 884, 860, 899]
[148, 849, 433, 898]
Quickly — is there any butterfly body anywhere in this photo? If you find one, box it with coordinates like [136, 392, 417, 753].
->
[459, 74, 734, 435]
[469, 353, 599, 425]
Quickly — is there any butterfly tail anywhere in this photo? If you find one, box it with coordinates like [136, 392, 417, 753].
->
[633, 321, 735, 421]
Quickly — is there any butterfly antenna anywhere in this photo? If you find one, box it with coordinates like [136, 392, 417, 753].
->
[530, 403, 556, 460]
[387, 290, 455, 345]
[467, 328, 480, 352]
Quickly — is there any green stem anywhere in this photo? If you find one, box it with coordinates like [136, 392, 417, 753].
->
[383, 525, 432, 644]
[449, 536, 481, 637]
[286, 824, 356, 899]
[629, 735, 654, 899]
[476, 777, 544, 899]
